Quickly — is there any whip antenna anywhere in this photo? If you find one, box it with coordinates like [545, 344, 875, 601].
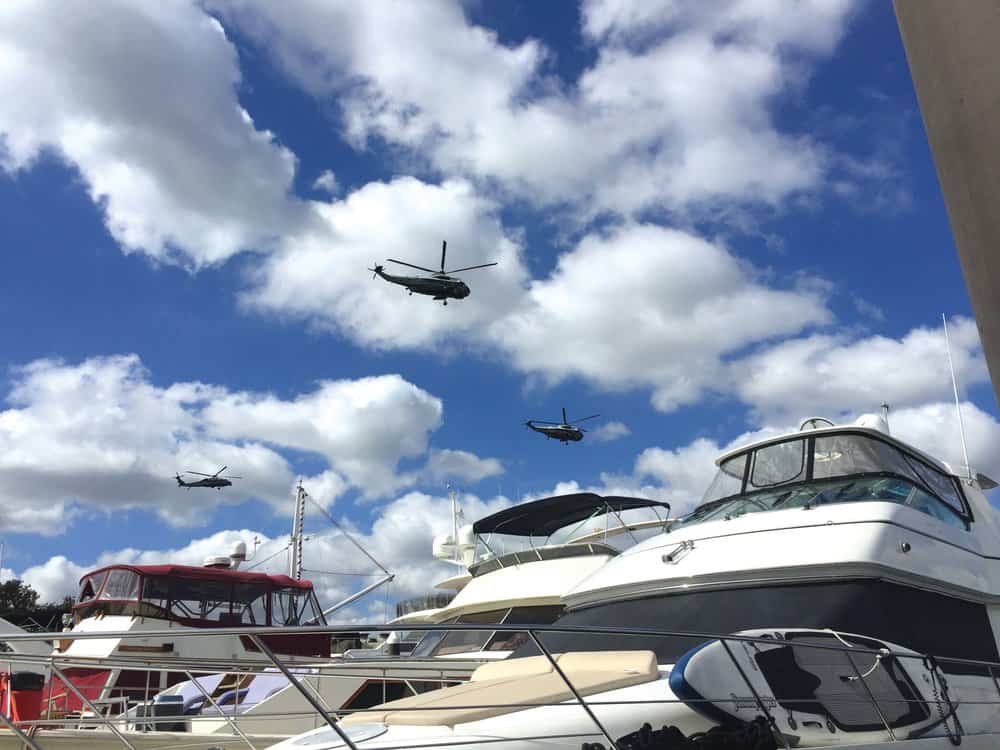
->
[942, 313, 973, 480]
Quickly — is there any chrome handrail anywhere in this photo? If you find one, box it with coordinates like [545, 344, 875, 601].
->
[1, 622, 999, 750]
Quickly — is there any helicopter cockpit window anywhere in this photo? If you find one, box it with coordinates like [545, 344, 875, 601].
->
[99, 569, 140, 600]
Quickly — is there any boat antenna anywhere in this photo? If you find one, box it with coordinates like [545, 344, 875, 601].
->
[289, 480, 307, 579]
[447, 483, 459, 564]
[881, 402, 891, 434]
[942, 314, 973, 480]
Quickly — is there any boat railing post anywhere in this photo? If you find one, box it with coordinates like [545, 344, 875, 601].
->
[49, 664, 137, 750]
[183, 670, 257, 750]
[526, 629, 619, 750]
[246, 634, 358, 750]
[843, 651, 896, 741]
[718, 638, 790, 750]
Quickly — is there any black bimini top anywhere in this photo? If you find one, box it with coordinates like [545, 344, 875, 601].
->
[472, 493, 670, 538]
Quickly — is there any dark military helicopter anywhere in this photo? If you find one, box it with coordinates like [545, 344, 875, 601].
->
[525, 408, 601, 444]
[175, 466, 241, 490]
[369, 241, 497, 305]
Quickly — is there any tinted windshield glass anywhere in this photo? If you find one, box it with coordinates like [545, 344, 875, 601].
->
[699, 432, 965, 521]
[672, 476, 967, 532]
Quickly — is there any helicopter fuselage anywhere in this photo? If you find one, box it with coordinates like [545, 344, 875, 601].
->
[176, 476, 232, 489]
[374, 268, 470, 300]
[526, 422, 584, 443]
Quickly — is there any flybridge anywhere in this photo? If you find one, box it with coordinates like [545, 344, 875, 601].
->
[73, 564, 323, 628]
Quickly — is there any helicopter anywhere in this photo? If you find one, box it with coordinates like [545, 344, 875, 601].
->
[369, 241, 497, 305]
[525, 408, 601, 444]
[175, 466, 241, 490]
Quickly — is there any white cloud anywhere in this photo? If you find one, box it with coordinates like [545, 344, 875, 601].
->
[423, 449, 504, 484]
[0, 0, 303, 267]
[209, 0, 860, 220]
[18, 491, 513, 609]
[733, 316, 988, 421]
[589, 421, 631, 443]
[243, 177, 529, 350]
[887, 401, 1000, 480]
[0, 355, 495, 533]
[491, 224, 832, 411]
[312, 169, 338, 195]
[201, 373, 443, 498]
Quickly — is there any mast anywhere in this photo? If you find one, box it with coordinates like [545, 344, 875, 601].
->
[289, 481, 306, 580]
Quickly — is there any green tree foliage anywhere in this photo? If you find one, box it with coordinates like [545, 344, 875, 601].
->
[0, 579, 39, 612]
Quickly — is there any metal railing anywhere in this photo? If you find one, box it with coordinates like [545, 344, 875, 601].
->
[1, 622, 1000, 750]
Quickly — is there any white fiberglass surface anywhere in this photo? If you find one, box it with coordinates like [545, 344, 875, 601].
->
[289, 724, 388, 747]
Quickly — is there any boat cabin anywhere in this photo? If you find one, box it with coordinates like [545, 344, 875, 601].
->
[537, 424, 1000, 668]
[73, 564, 325, 628]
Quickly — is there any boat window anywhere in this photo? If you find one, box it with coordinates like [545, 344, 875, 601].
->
[78, 571, 108, 602]
[694, 432, 968, 527]
[99, 569, 140, 600]
[273, 587, 323, 626]
[233, 583, 270, 625]
[420, 608, 510, 656]
[485, 605, 565, 652]
[749, 440, 805, 488]
[170, 578, 231, 622]
[701, 455, 745, 504]
[141, 576, 170, 614]
[672, 476, 968, 532]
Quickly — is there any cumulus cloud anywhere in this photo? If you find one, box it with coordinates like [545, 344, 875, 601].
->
[589, 421, 631, 443]
[0, 355, 497, 533]
[243, 177, 529, 350]
[201, 373, 443, 497]
[492, 224, 832, 410]
[19, 491, 513, 608]
[733, 316, 988, 421]
[422, 449, 504, 484]
[209, 0, 861, 220]
[0, 1, 305, 267]
[312, 169, 338, 195]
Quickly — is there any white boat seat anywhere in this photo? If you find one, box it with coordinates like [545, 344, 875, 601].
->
[341, 651, 657, 727]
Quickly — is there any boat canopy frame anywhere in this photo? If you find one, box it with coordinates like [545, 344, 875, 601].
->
[72, 564, 325, 629]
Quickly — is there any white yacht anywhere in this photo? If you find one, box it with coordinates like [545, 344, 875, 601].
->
[277, 415, 1000, 749]
[0, 493, 668, 750]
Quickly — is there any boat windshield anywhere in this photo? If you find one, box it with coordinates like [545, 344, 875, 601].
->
[676, 431, 968, 531]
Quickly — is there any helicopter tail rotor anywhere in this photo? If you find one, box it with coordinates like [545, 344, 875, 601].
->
[369, 264, 383, 279]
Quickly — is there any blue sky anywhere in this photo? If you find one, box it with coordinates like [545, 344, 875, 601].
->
[0, 0, 996, 607]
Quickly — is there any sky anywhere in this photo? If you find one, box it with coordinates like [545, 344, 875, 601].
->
[1, 0, 998, 614]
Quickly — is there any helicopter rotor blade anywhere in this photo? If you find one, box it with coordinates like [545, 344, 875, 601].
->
[185, 471, 215, 477]
[575, 414, 601, 423]
[223, 476, 243, 480]
[387, 258, 438, 273]
[212, 466, 227, 478]
[562, 407, 567, 424]
[441, 241, 447, 273]
[444, 262, 498, 274]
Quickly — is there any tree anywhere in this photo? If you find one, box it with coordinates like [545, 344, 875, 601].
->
[0, 579, 40, 613]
